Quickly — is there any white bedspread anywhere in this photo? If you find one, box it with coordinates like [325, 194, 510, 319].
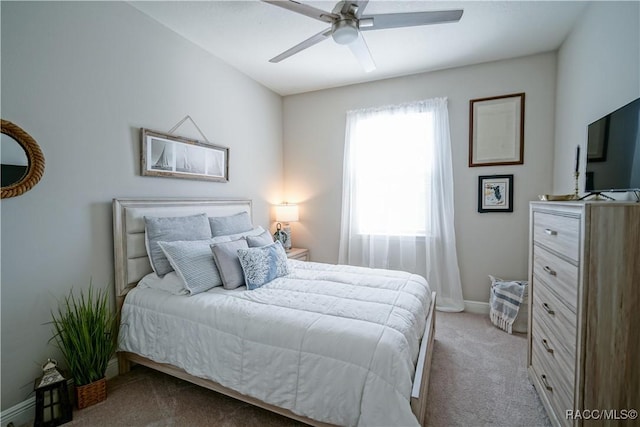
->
[118, 260, 431, 427]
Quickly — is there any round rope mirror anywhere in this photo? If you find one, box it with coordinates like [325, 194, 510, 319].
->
[1, 119, 45, 199]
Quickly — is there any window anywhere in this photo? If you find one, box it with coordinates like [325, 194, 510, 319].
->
[339, 98, 464, 311]
[351, 111, 433, 236]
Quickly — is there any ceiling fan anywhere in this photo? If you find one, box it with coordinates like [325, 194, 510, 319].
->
[262, 0, 464, 72]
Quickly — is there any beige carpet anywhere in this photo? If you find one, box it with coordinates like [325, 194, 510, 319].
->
[64, 312, 549, 427]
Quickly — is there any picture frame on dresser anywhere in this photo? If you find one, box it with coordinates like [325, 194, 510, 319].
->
[478, 175, 514, 213]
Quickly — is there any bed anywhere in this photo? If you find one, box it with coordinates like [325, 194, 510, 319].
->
[113, 198, 436, 427]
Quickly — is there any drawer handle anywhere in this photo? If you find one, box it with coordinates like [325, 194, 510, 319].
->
[544, 228, 558, 236]
[540, 374, 553, 391]
[543, 266, 557, 276]
[542, 339, 554, 354]
[542, 303, 555, 315]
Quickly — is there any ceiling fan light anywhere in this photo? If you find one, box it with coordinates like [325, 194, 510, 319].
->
[332, 19, 358, 45]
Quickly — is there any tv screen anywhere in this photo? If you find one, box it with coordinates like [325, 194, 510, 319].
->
[585, 97, 640, 192]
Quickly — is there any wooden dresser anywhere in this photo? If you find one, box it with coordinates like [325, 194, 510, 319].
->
[528, 201, 639, 426]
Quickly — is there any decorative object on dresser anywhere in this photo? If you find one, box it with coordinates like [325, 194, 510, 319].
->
[572, 145, 580, 199]
[273, 202, 299, 250]
[469, 93, 525, 167]
[1, 119, 45, 199]
[528, 201, 639, 426]
[286, 247, 309, 261]
[140, 119, 228, 182]
[478, 175, 514, 213]
[49, 284, 117, 409]
[538, 194, 577, 202]
[538, 147, 581, 202]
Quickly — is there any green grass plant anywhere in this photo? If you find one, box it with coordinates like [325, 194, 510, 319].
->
[50, 284, 117, 386]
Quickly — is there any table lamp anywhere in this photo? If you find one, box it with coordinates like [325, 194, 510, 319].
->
[274, 203, 299, 250]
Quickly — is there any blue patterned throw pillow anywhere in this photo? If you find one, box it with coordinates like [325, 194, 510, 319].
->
[237, 241, 290, 290]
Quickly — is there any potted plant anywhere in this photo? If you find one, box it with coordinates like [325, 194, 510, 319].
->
[50, 284, 117, 409]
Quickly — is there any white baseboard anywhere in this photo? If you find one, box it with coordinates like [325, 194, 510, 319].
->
[0, 397, 35, 427]
[0, 357, 119, 427]
[464, 299, 490, 315]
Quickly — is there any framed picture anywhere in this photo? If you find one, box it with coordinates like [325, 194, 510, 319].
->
[478, 174, 514, 213]
[586, 117, 609, 162]
[141, 128, 229, 182]
[469, 93, 525, 167]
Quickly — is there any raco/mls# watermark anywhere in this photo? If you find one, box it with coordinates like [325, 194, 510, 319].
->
[566, 409, 638, 421]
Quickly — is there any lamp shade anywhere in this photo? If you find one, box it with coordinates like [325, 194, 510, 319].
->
[275, 204, 299, 222]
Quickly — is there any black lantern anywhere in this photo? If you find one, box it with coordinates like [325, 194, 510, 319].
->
[34, 359, 72, 427]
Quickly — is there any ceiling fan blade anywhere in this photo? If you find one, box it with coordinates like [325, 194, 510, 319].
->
[262, 0, 339, 24]
[269, 28, 333, 63]
[360, 9, 463, 31]
[348, 33, 375, 72]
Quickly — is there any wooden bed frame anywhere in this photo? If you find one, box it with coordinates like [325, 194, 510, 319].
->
[112, 198, 436, 426]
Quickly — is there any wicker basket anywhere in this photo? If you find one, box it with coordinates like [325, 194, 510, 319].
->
[75, 377, 107, 409]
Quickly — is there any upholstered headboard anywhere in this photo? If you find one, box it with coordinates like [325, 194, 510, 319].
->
[112, 198, 252, 302]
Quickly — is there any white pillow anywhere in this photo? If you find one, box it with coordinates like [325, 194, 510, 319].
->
[137, 272, 189, 296]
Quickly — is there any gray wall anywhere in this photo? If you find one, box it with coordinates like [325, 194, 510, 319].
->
[283, 53, 557, 304]
[553, 2, 640, 194]
[1, 2, 283, 409]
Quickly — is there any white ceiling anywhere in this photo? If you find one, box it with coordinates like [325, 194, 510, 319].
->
[130, 1, 588, 96]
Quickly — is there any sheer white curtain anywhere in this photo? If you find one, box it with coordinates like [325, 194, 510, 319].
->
[338, 97, 464, 312]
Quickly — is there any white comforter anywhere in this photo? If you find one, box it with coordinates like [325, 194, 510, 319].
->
[118, 260, 431, 427]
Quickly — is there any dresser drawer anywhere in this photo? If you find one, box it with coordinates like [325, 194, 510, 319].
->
[533, 212, 580, 262]
[532, 278, 576, 351]
[531, 341, 574, 427]
[533, 247, 578, 312]
[532, 309, 575, 394]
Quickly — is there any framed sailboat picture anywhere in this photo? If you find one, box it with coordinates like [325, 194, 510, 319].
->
[141, 128, 229, 182]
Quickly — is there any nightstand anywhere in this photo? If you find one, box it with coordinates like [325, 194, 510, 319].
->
[286, 248, 309, 261]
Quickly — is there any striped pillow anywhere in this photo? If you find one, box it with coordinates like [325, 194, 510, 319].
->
[158, 239, 222, 295]
[144, 213, 212, 277]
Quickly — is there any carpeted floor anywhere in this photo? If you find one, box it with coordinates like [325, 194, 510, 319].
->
[64, 311, 550, 427]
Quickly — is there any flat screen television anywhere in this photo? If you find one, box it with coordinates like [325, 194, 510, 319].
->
[585, 97, 640, 193]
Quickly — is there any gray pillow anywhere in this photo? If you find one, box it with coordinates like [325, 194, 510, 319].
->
[237, 241, 290, 290]
[144, 213, 212, 276]
[209, 211, 253, 237]
[158, 239, 222, 295]
[246, 229, 274, 247]
[210, 238, 249, 290]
